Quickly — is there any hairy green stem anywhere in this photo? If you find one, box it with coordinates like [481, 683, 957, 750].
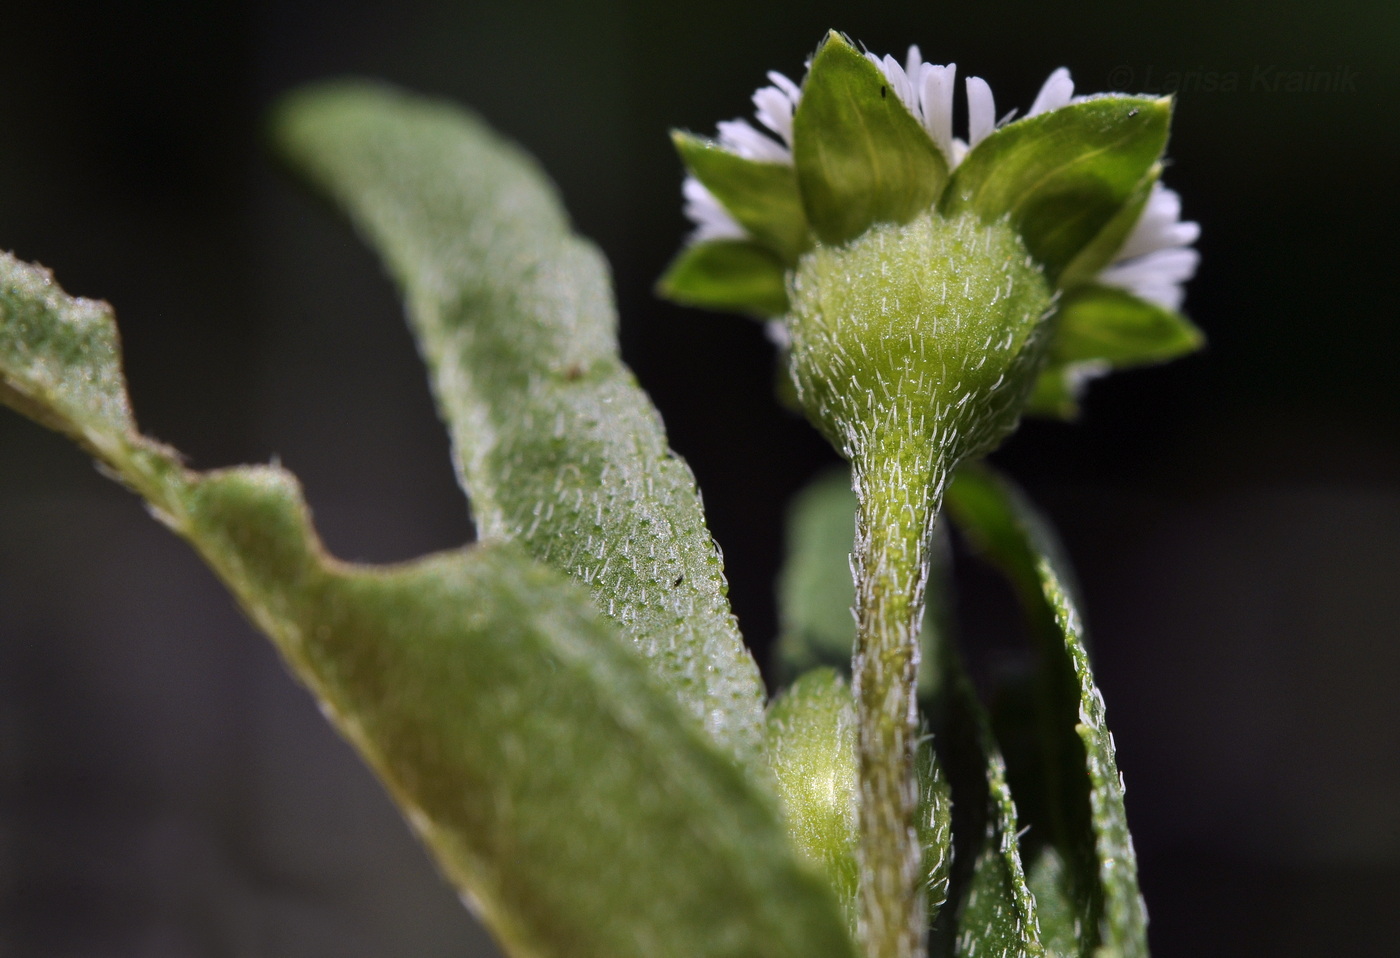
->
[851, 434, 944, 958]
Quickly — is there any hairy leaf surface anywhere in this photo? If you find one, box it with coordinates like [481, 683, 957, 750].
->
[273, 83, 767, 763]
[0, 250, 858, 958]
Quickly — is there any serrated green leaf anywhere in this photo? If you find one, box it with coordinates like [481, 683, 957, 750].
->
[947, 656, 1046, 958]
[947, 465, 1147, 958]
[657, 238, 790, 318]
[793, 31, 949, 245]
[0, 250, 860, 958]
[940, 97, 1172, 280]
[272, 82, 767, 764]
[673, 131, 810, 263]
[1050, 283, 1204, 368]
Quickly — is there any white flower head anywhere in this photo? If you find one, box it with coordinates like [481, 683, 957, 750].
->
[681, 42, 1199, 311]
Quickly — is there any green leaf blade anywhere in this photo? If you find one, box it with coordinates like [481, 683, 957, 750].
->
[0, 250, 861, 958]
[272, 82, 768, 765]
[940, 97, 1172, 280]
[1050, 283, 1203, 368]
[657, 239, 790, 318]
[947, 466, 1148, 958]
[793, 31, 949, 246]
[673, 131, 810, 263]
[940, 647, 1046, 958]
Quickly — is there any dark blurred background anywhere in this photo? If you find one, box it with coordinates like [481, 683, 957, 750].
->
[1, 0, 1396, 954]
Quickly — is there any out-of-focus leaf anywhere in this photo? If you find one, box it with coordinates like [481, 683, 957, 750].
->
[657, 238, 790, 318]
[1049, 283, 1203, 368]
[766, 668, 954, 935]
[1024, 360, 1113, 421]
[273, 83, 767, 764]
[766, 668, 860, 927]
[947, 465, 1147, 958]
[775, 469, 947, 694]
[774, 470, 862, 681]
[940, 97, 1171, 280]
[793, 31, 949, 245]
[673, 131, 809, 263]
[0, 250, 859, 958]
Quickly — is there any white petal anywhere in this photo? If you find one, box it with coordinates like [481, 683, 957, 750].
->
[752, 85, 795, 146]
[1098, 247, 1200, 310]
[868, 52, 919, 116]
[966, 76, 997, 148]
[716, 118, 792, 164]
[919, 63, 958, 163]
[1114, 184, 1200, 261]
[904, 45, 923, 81]
[766, 70, 802, 106]
[682, 176, 748, 243]
[764, 319, 791, 349]
[1028, 67, 1075, 117]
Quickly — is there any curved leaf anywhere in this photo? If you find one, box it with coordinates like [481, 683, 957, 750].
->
[793, 31, 949, 245]
[947, 465, 1147, 958]
[0, 250, 859, 958]
[272, 83, 767, 764]
[940, 97, 1171, 280]
[673, 131, 810, 263]
[945, 653, 1047, 958]
[658, 238, 790, 318]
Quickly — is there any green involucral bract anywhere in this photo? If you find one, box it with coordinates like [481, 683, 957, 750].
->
[939, 95, 1171, 281]
[792, 32, 950, 246]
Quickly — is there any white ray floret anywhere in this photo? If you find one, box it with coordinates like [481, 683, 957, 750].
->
[1097, 184, 1201, 310]
[1028, 67, 1075, 117]
[682, 176, 746, 243]
[681, 42, 1199, 311]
